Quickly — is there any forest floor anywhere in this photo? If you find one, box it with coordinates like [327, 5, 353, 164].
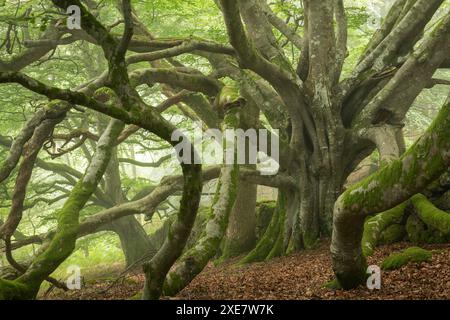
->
[41, 239, 450, 300]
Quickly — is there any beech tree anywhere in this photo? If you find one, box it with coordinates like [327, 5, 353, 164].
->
[0, 0, 449, 299]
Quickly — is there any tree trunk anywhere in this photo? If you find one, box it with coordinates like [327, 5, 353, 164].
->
[102, 137, 155, 267]
[109, 216, 156, 267]
[161, 89, 242, 297]
[221, 177, 257, 259]
[331, 97, 450, 289]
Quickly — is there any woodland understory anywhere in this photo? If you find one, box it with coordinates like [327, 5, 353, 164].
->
[0, 0, 449, 300]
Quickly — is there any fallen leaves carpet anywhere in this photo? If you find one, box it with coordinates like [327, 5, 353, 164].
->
[42, 240, 450, 300]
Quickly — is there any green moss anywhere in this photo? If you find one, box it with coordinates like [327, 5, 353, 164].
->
[406, 213, 449, 244]
[434, 190, 450, 211]
[381, 247, 432, 270]
[0, 278, 32, 300]
[218, 85, 241, 107]
[255, 201, 276, 241]
[361, 202, 407, 257]
[266, 201, 286, 260]
[378, 224, 406, 245]
[162, 109, 241, 297]
[128, 292, 142, 300]
[162, 272, 185, 297]
[332, 100, 450, 290]
[323, 279, 342, 290]
[342, 159, 404, 214]
[411, 193, 450, 235]
[240, 197, 284, 264]
[341, 100, 450, 216]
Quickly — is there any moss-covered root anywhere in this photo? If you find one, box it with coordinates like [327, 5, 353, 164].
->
[323, 279, 342, 290]
[0, 278, 34, 300]
[331, 97, 450, 290]
[239, 195, 286, 264]
[378, 224, 406, 245]
[406, 211, 450, 244]
[160, 107, 241, 297]
[411, 193, 450, 235]
[361, 202, 407, 257]
[381, 247, 432, 270]
[255, 201, 277, 240]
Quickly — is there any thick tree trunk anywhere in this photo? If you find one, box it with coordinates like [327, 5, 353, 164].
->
[102, 139, 155, 267]
[331, 97, 450, 289]
[109, 216, 156, 267]
[221, 90, 259, 259]
[221, 177, 257, 259]
[240, 193, 286, 263]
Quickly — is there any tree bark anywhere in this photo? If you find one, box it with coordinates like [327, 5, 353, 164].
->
[160, 89, 242, 297]
[0, 119, 124, 299]
[221, 177, 257, 259]
[331, 97, 450, 289]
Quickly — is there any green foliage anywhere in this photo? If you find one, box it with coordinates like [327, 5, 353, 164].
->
[134, 0, 227, 41]
[381, 247, 432, 270]
[346, 7, 370, 29]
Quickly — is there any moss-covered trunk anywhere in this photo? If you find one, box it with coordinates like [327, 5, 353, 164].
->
[0, 119, 124, 299]
[221, 91, 259, 259]
[240, 193, 286, 263]
[161, 102, 241, 297]
[221, 172, 257, 259]
[331, 97, 450, 289]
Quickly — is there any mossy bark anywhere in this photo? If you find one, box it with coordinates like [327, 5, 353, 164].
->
[161, 105, 241, 297]
[0, 119, 124, 300]
[255, 201, 277, 241]
[221, 177, 257, 259]
[406, 210, 450, 244]
[331, 98, 450, 289]
[361, 202, 407, 257]
[220, 99, 259, 259]
[378, 223, 406, 245]
[411, 193, 450, 235]
[240, 194, 286, 264]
